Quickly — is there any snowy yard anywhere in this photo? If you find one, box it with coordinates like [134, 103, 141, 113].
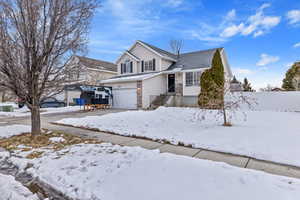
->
[2, 143, 300, 200]
[0, 125, 300, 200]
[57, 107, 300, 167]
[0, 173, 39, 200]
[0, 104, 82, 118]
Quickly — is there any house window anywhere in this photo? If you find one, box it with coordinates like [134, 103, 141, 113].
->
[121, 60, 133, 74]
[185, 71, 201, 86]
[142, 59, 156, 72]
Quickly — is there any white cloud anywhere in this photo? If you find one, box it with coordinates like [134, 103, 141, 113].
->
[286, 10, 300, 25]
[220, 3, 281, 38]
[232, 68, 254, 76]
[165, 0, 183, 8]
[293, 42, 300, 48]
[186, 24, 227, 44]
[220, 23, 244, 38]
[225, 9, 236, 21]
[102, 0, 178, 36]
[256, 54, 280, 66]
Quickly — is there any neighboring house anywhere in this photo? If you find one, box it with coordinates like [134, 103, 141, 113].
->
[0, 85, 15, 103]
[62, 56, 117, 105]
[66, 55, 117, 85]
[101, 40, 233, 109]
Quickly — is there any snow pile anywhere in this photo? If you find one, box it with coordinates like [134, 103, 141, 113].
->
[10, 143, 300, 200]
[0, 125, 31, 139]
[0, 173, 39, 200]
[19, 143, 158, 200]
[49, 137, 65, 143]
[57, 107, 300, 167]
[239, 91, 300, 112]
[0, 106, 82, 118]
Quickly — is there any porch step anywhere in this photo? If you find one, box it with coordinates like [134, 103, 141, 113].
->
[150, 94, 173, 109]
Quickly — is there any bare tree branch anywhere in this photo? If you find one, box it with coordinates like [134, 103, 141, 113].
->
[170, 39, 183, 58]
[0, 0, 98, 135]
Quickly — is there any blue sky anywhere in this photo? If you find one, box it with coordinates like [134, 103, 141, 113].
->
[87, 0, 300, 90]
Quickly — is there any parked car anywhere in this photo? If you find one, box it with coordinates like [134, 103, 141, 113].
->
[18, 97, 65, 108]
[40, 97, 65, 108]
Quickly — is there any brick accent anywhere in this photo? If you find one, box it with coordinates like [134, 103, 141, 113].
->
[137, 81, 143, 109]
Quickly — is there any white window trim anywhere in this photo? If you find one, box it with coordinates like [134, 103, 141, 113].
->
[144, 60, 154, 72]
[121, 60, 133, 74]
[185, 71, 201, 87]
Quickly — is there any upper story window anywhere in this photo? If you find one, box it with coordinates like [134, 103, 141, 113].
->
[121, 60, 133, 74]
[142, 59, 156, 72]
[186, 71, 201, 87]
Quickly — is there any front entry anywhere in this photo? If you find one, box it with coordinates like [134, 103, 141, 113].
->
[168, 74, 175, 93]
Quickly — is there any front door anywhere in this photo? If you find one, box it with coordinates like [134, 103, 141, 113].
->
[168, 74, 175, 93]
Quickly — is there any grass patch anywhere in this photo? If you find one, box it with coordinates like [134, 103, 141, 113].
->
[0, 129, 101, 157]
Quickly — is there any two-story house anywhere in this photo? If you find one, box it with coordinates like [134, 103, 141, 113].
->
[66, 55, 117, 85]
[101, 40, 233, 109]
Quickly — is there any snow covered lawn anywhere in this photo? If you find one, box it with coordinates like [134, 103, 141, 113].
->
[0, 105, 82, 118]
[57, 107, 300, 167]
[0, 173, 39, 200]
[6, 143, 300, 200]
[0, 125, 31, 139]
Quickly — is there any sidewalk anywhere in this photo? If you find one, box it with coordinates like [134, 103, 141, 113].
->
[47, 123, 300, 180]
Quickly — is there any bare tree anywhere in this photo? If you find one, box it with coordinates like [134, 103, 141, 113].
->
[198, 80, 256, 126]
[0, 0, 98, 135]
[170, 39, 184, 58]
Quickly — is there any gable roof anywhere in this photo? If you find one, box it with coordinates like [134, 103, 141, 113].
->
[136, 40, 177, 61]
[114, 40, 232, 76]
[166, 48, 221, 71]
[125, 51, 140, 61]
[76, 56, 117, 72]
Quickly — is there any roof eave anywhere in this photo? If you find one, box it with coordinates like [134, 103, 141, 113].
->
[86, 67, 118, 74]
[100, 72, 161, 84]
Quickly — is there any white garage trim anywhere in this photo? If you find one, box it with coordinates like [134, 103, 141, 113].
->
[112, 88, 137, 109]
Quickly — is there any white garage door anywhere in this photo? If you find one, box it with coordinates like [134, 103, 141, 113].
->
[112, 88, 137, 109]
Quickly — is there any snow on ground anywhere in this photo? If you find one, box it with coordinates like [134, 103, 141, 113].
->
[0, 105, 82, 118]
[8, 143, 300, 200]
[0, 173, 39, 200]
[49, 137, 65, 143]
[57, 107, 300, 167]
[0, 125, 31, 139]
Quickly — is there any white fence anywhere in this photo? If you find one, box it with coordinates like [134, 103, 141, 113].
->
[240, 92, 300, 112]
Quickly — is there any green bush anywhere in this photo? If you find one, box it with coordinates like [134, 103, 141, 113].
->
[198, 49, 225, 109]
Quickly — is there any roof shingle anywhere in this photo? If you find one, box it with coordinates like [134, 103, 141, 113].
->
[166, 48, 222, 71]
[76, 56, 117, 72]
